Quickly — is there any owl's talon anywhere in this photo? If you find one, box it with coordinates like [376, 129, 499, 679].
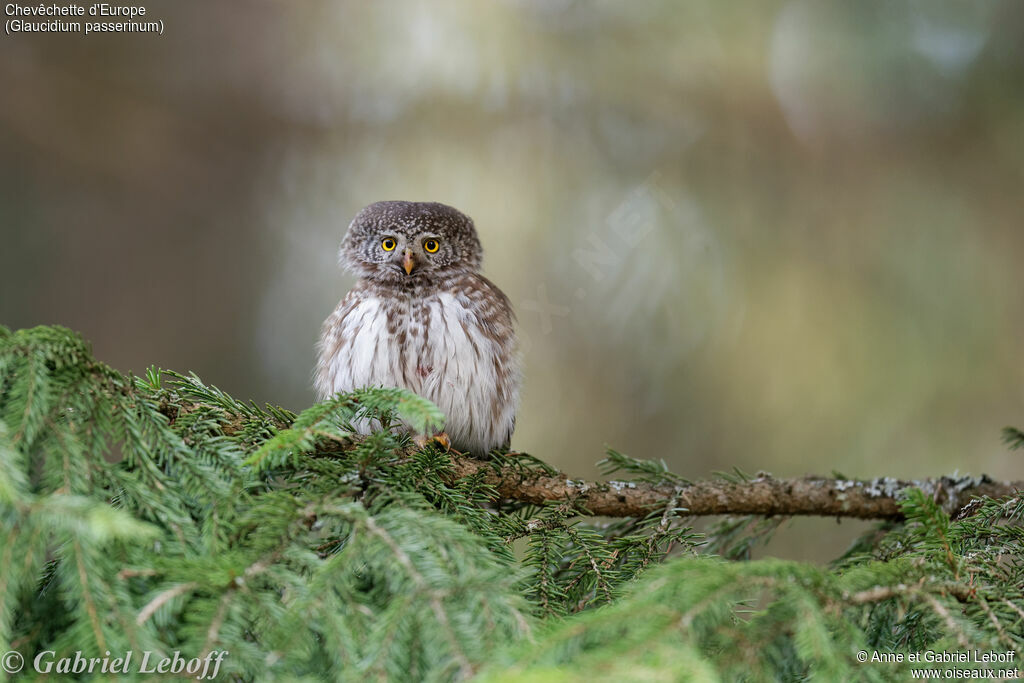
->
[413, 431, 453, 453]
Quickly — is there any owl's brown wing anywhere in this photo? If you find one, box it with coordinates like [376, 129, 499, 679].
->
[450, 273, 520, 450]
[457, 274, 515, 336]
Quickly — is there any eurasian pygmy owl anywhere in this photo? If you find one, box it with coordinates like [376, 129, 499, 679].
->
[314, 201, 520, 456]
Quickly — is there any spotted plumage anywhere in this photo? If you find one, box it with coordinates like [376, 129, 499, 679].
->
[315, 201, 520, 455]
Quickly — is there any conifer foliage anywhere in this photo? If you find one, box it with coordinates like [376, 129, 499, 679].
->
[0, 325, 1021, 681]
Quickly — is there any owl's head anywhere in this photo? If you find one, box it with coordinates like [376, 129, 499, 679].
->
[339, 201, 483, 285]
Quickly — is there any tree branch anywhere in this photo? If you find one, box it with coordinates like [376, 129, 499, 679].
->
[181, 396, 1022, 522]
[447, 458, 1023, 520]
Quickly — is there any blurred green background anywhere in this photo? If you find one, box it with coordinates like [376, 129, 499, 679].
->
[2, 1, 1022, 559]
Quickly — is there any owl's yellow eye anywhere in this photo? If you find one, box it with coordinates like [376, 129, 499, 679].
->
[423, 239, 440, 253]
[381, 238, 397, 251]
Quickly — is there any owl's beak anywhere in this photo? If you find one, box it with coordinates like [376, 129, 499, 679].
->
[402, 249, 416, 275]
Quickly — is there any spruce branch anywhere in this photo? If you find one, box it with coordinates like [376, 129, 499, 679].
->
[152, 364, 1023, 524]
[363, 514, 475, 680]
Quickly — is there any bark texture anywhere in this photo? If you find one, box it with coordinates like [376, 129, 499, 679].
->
[448, 458, 1023, 520]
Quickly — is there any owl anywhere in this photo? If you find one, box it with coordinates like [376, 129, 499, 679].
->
[314, 201, 520, 456]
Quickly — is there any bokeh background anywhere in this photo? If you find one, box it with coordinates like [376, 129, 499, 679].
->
[2, 0, 1022, 559]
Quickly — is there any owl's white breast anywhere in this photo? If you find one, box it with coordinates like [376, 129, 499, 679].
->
[316, 290, 517, 454]
[418, 292, 501, 445]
